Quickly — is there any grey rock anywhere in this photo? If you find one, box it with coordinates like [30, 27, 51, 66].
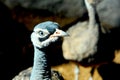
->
[1, 0, 120, 28]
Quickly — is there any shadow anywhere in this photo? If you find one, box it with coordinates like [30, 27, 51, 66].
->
[0, 2, 33, 80]
[62, 12, 88, 31]
[95, 27, 120, 80]
[97, 62, 120, 80]
[45, 38, 69, 66]
[12, 5, 54, 17]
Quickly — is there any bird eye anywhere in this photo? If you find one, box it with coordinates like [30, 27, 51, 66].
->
[39, 31, 44, 36]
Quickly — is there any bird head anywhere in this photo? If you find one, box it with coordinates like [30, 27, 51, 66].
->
[31, 21, 69, 48]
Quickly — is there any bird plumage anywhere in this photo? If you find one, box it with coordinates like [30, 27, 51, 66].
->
[62, 0, 116, 80]
[12, 67, 64, 80]
[62, 0, 100, 80]
[12, 21, 68, 80]
[62, 0, 99, 62]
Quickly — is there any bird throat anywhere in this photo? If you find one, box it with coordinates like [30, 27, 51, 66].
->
[30, 47, 51, 80]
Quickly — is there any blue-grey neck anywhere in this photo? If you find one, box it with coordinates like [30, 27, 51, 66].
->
[30, 46, 51, 80]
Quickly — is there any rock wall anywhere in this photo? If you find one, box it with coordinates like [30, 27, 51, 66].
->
[1, 0, 120, 28]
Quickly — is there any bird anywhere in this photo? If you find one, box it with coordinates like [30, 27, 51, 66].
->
[12, 21, 68, 80]
[62, 0, 117, 64]
[62, 0, 99, 63]
[62, 0, 101, 80]
[62, 0, 119, 79]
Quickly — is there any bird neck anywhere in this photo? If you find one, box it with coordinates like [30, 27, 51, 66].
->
[85, 0, 96, 29]
[30, 46, 51, 80]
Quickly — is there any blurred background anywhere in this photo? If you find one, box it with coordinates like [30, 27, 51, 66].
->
[0, 0, 120, 80]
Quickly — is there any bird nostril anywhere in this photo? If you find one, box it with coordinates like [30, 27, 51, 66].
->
[55, 31, 60, 34]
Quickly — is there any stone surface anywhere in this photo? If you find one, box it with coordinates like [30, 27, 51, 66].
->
[1, 0, 120, 28]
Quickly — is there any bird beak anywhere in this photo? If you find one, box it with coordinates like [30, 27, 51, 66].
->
[51, 29, 69, 37]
